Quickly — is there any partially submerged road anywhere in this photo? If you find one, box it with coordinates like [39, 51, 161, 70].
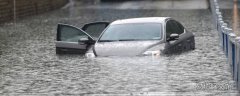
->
[0, 0, 238, 95]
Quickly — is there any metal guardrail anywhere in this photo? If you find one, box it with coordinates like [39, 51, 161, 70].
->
[210, 0, 240, 89]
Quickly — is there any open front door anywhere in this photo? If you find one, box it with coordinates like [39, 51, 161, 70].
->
[56, 24, 94, 54]
[82, 22, 109, 40]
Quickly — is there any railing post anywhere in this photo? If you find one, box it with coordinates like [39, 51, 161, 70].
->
[228, 32, 233, 68]
[217, 16, 222, 27]
[222, 23, 228, 51]
[217, 19, 222, 32]
[224, 27, 230, 57]
[236, 37, 240, 88]
[229, 33, 237, 80]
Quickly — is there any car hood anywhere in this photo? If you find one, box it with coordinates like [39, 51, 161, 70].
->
[94, 40, 164, 56]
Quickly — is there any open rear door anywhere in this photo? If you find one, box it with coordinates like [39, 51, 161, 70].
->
[82, 22, 109, 40]
[56, 24, 94, 54]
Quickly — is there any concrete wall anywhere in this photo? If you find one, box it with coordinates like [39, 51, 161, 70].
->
[0, 0, 68, 23]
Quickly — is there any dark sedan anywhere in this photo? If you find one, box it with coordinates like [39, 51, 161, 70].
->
[56, 17, 195, 57]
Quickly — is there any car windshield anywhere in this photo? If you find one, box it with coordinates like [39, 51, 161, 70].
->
[99, 23, 162, 42]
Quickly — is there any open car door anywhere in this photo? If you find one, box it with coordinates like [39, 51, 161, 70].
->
[56, 24, 95, 54]
[82, 22, 109, 40]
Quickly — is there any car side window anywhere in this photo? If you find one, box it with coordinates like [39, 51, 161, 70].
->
[83, 24, 107, 39]
[59, 25, 89, 42]
[166, 20, 178, 38]
[166, 21, 171, 38]
[174, 21, 184, 34]
[166, 20, 185, 39]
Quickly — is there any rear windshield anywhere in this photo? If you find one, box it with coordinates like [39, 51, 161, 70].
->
[99, 23, 162, 41]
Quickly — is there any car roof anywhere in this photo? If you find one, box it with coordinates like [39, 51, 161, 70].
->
[111, 17, 171, 25]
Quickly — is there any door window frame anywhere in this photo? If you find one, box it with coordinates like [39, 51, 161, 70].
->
[174, 21, 185, 34]
[165, 19, 186, 41]
[81, 22, 109, 40]
[57, 23, 94, 42]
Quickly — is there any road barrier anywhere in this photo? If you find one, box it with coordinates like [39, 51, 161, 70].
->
[210, 0, 240, 89]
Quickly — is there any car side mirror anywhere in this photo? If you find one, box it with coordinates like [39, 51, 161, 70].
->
[79, 37, 89, 41]
[78, 37, 89, 44]
[167, 33, 179, 42]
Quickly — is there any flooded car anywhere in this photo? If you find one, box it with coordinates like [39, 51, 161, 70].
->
[55, 17, 195, 57]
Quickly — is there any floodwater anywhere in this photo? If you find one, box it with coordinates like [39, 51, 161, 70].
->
[0, 0, 239, 95]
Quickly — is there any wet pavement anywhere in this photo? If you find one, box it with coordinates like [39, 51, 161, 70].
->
[0, 0, 239, 95]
